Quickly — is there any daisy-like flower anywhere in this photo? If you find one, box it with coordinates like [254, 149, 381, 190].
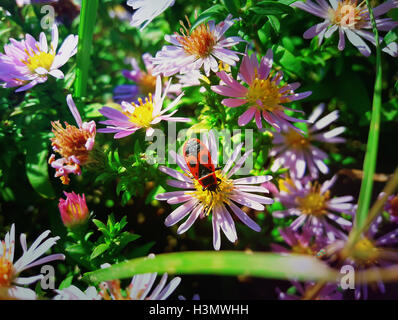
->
[271, 227, 327, 256]
[278, 281, 342, 300]
[0, 224, 64, 300]
[270, 103, 346, 179]
[49, 94, 96, 185]
[152, 14, 243, 77]
[127, 0, 175, 30]
[53, 285, 101, 300]
[328, 215, 398, 299]
[98, 76, 189, 138]
[114, 53, 181, 103]
[211, 50, 312, 131]
[58, 191, 90, 229]
[273, 175, 354, 241]
[99, 255, 181, 300]
[0, 24, 78, 92]
[292, 0, 398, 56]
[155, 132, 274, 250]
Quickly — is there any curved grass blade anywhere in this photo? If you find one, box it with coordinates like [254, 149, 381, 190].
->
[82, 251, 338, 284]
[74, 0, 99, 98]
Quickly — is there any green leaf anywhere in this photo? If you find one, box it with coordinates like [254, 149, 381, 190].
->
[25, 135, 55, 199]
[268, 15, 281, 34]
[383, 26, 398, 45]
[74, 0, 99, 97]
[222, 0, 240, 16]
[82, 251, 338, 284]
[249, 1, 295, 16]
[190, 5, 227, 31]
[59, 275, 74, 290]
[90, 243, 110, 260]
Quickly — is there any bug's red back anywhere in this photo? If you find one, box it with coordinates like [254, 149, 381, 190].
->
[183, 138, 215, 180]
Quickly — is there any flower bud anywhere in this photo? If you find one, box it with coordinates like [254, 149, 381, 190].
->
[58, 191, 89, 228]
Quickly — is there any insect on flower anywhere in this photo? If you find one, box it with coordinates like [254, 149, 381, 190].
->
[183, 138, 221, 214]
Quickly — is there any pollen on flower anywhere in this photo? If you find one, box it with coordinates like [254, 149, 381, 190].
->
[176, 16, 217, 58]
[246, 76, 289, 112]
[23, 51, 55, 73]
[328, 0, 367, 29]
[126, 94, 155, 128]
[291, 244, 316, 255]
[189, 171, 234, 215]
[0, 249, 13, 287]
[285, 128, 310, 149]
[295, 182, 330, 216]
[51, 121, 92, 164]
[100, 280, 125, 300]
[351, 237, 380, 267]
[137, 73, 157, 96]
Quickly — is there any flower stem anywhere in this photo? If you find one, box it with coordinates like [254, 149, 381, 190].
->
[74, 0, 99, 98]
[354, 0, 383, 230]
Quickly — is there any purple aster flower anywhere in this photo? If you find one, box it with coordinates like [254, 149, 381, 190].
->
[152, 14, 243, 77]
[155, 132, 274, 250]
[99, 255, 181, 300]
[99, 76, 189, 138]
[270, 103, 346, 179]
[127, 0, 175, 30]
[0, 224, 64, 300]
[277, 281, 342, 300]
[271, 227, 328, 256]
[292, 0, 398, 56]
[49, 95, 96, 185]
[0, 24, 78, 92]
[328, 215, 398, 299]
[211, 50, 312, 132]
[273, 175, 354, 241]
[114, 53, 181, 103]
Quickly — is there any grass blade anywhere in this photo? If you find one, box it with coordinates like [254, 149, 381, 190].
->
[74, 0, 99, 98]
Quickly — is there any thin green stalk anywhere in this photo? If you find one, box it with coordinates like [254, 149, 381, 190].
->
[74, 0, 99, 98]
[82, 251, 338, 284]
[355, 0, 383, 229]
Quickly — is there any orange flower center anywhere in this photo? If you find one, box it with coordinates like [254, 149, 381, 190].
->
[284, 128, 310, 150]
[329, 0, 367, 29]
[0, 255, 13, 288]
[177, 16, 217, 58]
[138, 72, 157, 96]
[50, 122, 93, 164]
[352, 237, 379, 267]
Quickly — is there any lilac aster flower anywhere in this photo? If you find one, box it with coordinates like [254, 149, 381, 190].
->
[292, 0, 398, 56]
[99, 76, 189, 138]
[278, 281, 342, 300]
[127, 0, 175, 30]
[114, 53, 181, 103]
[49, 95, 96, 185]
[0, 224, 64, 300]
[270, 103, 346, 179]
[271, 227, 328, 256]
[54, 285, 101, 300]
[99, 255, 181, 300]
[152, 14, 243, 77]
[155, 132, 274, 250]
[273, 175, 354, 241]
[328, 215, 398, 299]
[0, 24, 78, 92]
[211, 50, 312, 132]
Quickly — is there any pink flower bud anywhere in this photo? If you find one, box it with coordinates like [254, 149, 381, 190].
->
[58, 191, 89, 228]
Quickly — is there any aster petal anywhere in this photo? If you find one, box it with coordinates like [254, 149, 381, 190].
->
[164, 199, 197, 227]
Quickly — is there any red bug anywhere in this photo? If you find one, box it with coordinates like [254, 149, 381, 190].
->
[183, 138, 221, 193]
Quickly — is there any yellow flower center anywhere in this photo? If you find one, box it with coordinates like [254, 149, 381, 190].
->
[278, 176, 295, 193]
[352, 237, 379, 266]
[246, 77, 289, 112]
[177, 16, 217, 58]
[126, 94, 155, 128]
[23, 50, 55, 73]
[295, 183, 330, 216]
[292, 243, 315, 255]
[188, 171, 234, 216]
[0, 254, 13, 288]
[329, 0, 367, 29]
[284, 128, 310, 150]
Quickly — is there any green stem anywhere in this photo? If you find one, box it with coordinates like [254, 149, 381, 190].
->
[354, 0, 383, 230]
[74, 0, 99, 98]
